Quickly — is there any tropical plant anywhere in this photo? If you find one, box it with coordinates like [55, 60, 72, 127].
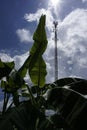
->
[0, 15, 87, 130]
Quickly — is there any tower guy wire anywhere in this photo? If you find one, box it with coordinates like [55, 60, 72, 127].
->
[53, 21, 58, 81]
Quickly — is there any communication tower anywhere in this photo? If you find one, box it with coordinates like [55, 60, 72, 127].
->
[53, 21, 58, 81]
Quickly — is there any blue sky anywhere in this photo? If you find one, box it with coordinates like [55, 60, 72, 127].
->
[0, 0, 47, 55]
[0, 0, 87, 109]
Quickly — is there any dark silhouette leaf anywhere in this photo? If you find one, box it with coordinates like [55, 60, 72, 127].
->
[54, 77, 82, 87]
[0, 60, 14, 79]
[47, 87, 87, 130]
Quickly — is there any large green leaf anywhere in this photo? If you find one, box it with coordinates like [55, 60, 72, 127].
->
[28, 15, 48, 88]
[17, 56, 30, 78]
[54, 77, 82, 87]
[17, 15, 47, 88]
[47, 87, 87, 130]
[30, 15, 48, 55]
[0, 60, 14, 79]
[0, 101, 47, 130]
[1, 72, 25, 93]
[54, 77, 87, 95]
[29, 56, 47, 87]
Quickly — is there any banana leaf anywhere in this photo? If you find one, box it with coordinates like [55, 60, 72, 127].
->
[29, 15, 48, 88]
[54, 77, 87, 95]
[0, 59, 14, 79]
[29, 56, 47, 87]
[47, 87, 87, 130]
[17, 15, 47, 88]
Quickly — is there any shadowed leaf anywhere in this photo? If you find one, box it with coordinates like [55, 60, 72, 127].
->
[0, 60, 14, 79]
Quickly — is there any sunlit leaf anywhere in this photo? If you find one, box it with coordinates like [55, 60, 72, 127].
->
[28, 15, 47, 88]
[30, 15, 48, 55]
[29, 57, 47, 87]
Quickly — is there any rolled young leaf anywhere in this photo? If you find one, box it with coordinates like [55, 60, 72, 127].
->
[28, 15, 48, 88]
[30, 15, 48, 55]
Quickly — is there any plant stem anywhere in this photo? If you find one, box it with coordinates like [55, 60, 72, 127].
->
[26, 84, 37, 106]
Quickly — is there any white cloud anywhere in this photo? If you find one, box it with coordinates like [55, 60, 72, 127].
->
[78, 58, 87, 68]
[0, 51, 29, 71]
[58, 8, 87, 55]
[24, 8, 47, 22]
[42, 8, 87, 80]
[16, 29, 32, 43]
[48, 0, 63, 18]
[23, 7, 87, 81]
[0, 53, 13, 62]
[24, 0, 63, 32]
[24, 8, 54, 31]
[13, 52, 29, 70]
[82, 0, 87, 2]
[57, 9, 87, 78]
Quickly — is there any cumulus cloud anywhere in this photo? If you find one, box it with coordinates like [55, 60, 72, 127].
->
[0, 53, 13, 62]
[42, 8, 87, 80]
[24, 9, 45, 22]
[23, 5, 87, 81]
[0, 51, 29, 71]
[24, 0, 63, 25]
[16, 29, 32, 43]
[57, 9, 87, 78]
[82, 0, 87, 2]
[0, 52, 28, 72]
[48, 0, 63, 18]
[58, 9, 87, 54]
[24, 8, 54, 31]
[13, 51, 29, 70]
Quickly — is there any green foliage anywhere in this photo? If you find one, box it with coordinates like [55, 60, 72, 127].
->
[30, 15, 47, 55]
[29, 56, 47, 88]
[29, 15, 47, 87]
[0, 15, 87, 130]
[0, 60, 14, 79]
[17, 15, 47, 88]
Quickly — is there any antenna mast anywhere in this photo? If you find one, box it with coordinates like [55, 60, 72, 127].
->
[53, 21, 58, 81]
